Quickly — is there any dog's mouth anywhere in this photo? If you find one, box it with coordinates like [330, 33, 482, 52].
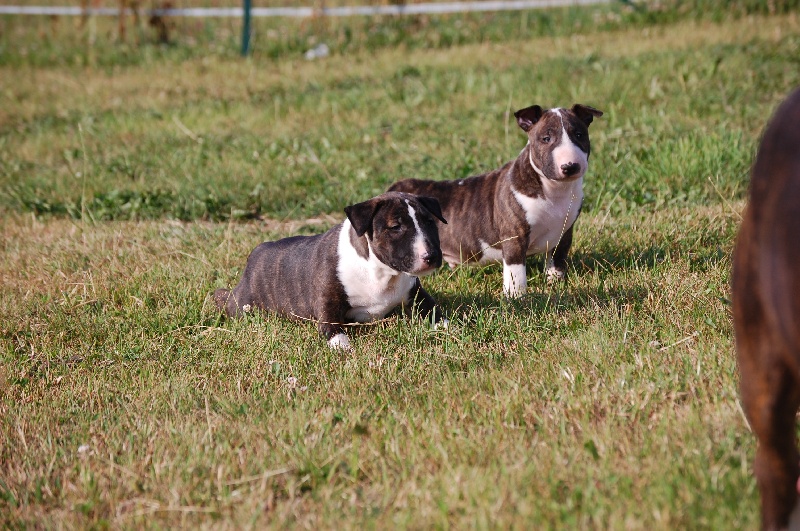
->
[529, 150, 587, 183]
[547, 170, 585, 182]
[410, 249, 442, 276]
[413, 264, 438, 277]
[411, 258, 442, 277]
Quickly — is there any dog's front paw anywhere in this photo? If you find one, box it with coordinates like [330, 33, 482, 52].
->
[503, 284, 527, 298]
[502, 263, 527, 297]
[328, 333, 352, 351]
[433, 318, 449, 331]
[545, 266, 566, 284]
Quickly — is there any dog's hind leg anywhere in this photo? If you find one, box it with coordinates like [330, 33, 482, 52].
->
[213, 288, 248, 317]
[740, 338, 800, 530]
[213, 288, 232, 313]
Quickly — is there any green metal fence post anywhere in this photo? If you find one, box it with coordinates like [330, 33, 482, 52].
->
[241, 0, 252, 56]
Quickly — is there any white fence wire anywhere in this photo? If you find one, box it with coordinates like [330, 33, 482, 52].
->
[0, 0, 609, 18]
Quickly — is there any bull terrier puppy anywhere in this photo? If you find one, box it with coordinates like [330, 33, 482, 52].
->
[214, 192, 447, 349]
[390, 104, 602, 297]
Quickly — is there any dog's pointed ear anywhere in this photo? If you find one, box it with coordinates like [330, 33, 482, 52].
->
[344, 198, 380, 237]
[571, 104, 603, 126]
[514, 105, 544, 132]
[417, 196, 447, 224]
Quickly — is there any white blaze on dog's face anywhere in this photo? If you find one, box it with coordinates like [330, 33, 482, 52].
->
[406, 201, 433, 274]
[550, 109, 589, 180]
[515, 104, 603, 182]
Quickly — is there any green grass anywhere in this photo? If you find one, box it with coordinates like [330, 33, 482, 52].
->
[2, 2, 800, 527]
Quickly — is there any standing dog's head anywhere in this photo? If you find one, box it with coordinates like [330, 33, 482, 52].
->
[344, 192, 447, 276]
[514, 104, 603, 182]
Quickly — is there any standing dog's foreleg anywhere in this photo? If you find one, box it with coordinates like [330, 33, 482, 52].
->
[546, 222, 574, 284]
[501, 237, 529, 298]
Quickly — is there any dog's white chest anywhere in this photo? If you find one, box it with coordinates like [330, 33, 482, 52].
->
[336, 222, 416, 322]
[512, 179, 582, 255]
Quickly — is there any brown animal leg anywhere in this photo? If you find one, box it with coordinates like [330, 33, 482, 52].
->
[740, 339, 800, 530]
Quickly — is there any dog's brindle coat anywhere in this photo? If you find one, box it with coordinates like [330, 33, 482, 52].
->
[390, 104, 602, 297]
[733, 87, 800, 531]
[214, 192, 447, 349]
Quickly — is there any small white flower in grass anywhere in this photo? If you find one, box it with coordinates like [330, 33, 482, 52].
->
[242, 304, 252, 313]
[78, 444, 91, 454]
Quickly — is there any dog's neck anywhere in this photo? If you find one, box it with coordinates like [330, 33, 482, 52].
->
[524, 141, 547, 180]
[506, 143, 545, 198]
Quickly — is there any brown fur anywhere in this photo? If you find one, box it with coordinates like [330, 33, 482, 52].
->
[733, 86, 800, 530]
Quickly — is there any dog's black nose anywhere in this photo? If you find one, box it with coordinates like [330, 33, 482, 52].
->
[560, 162, 581, 176]
[422, 251, 441, 266]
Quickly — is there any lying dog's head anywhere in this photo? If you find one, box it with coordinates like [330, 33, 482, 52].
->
[344, 191, 446, 276]
[514, 104, 603, 182]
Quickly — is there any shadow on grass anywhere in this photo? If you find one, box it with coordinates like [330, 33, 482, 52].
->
[436, 282, 649, 321]
[569, 244, 669, 276]
[431, 244, 663, 316]
[202, 245, 661, 348]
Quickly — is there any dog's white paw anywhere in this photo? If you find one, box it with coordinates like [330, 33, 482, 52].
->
[433, 318, 449, 331]
[328, 333, 352, 351]
[503, 262, 527, 298]
[545, 266, 566, 284]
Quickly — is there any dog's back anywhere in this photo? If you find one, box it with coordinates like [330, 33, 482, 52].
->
[733, 86, 800, 530]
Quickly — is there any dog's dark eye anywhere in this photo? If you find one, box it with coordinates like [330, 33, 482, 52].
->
[542, 136, 551, 143]
[575, 131, 583, 139]
[387, 224, 403, 232]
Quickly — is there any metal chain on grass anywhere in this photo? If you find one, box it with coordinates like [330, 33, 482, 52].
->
[288, 312, 397, 327]
[550, 191, 577, 262]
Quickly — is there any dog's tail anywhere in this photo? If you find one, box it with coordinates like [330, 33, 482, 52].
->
[213, 288, 231, 313]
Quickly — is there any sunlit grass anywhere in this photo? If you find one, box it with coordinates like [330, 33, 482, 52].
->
[1, 3, 799, 528]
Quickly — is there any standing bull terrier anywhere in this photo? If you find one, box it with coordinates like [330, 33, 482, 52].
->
[214, 192, 447, 349]
[389, 104, 603, 297]
[733, 87, 800, 530]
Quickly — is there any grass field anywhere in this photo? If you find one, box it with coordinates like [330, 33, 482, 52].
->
[2, 1, 800, 528]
